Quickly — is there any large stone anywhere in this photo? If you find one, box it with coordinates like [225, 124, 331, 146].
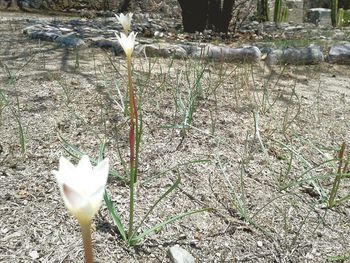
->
[192, 44, 261, 63]
[266, 46, 323, 65]
[23, 25, 61, 42]
[89, 37, 123, 55]
[328, 44, 350, 64]
[307, 8, 331, 26]
[144, 43, 188, 59]
[168, 245, 195, 263]
[55, 34, 86, 47]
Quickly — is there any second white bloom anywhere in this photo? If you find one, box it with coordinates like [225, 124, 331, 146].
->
[115, 13, 133, 33]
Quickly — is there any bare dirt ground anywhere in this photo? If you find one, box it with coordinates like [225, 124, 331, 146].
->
[1, 12, 350, 263]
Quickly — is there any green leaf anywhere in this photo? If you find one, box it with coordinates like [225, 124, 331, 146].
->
[132, 176, 181, 239]
[58, 133, 125, 181]
[334, 193, 350, 206]
[98, 140, 107, 162]
[129, 208, 211, 246]
[141, 159, 210, 186]
[160, 124, 188, 129]
[327, 254, 350, 262]
[104, 191, 127, 241]
[16, 115, 26, 154]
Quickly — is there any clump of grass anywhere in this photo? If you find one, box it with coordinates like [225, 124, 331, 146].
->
[173, 60, 206, 135]
[0, 61, 28, 154]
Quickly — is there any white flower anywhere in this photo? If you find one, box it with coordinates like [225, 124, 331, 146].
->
[115, 13, 133, 33]
[116, 31, 137, 58]
[53, 155, 109, 224]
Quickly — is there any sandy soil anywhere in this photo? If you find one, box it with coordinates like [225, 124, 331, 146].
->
[1, 12, 350, 263]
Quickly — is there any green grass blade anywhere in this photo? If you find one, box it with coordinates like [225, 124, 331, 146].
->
[129, 208, 210, 245]
[280, 158, 336, 191]
[104, 191, 127, 241]
[327, 254, 350, 261]
[98, 140, 107, 162]
[141, 159, 210, 186]
[132, 176, 181, 238]
[273, 139, 327, 200]
[16, 115, 26, 154]
[334, 193, 350, 206]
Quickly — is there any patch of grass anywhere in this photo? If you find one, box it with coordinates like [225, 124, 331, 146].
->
[0, 61, 28, 154]
[162, 59, 207, 138]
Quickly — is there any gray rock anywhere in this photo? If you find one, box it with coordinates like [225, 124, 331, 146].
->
[178, 44, 198, 55]
[23, 25, 61, 41]
[144, 44, 188, 59]
[192, 44, 261, 63]
[55, 34, 85, 47]
[89, 37, 122, 54]
[307, 8, 331, 25]
[168, 245, 195, 263]
[329, 44, 350, 64]
[21, 0, 43, 9]
[259, 47, 273, 54]
[266, 45, 323, 65]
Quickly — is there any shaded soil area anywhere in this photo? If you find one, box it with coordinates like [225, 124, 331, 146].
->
[1, 12, 350, 263]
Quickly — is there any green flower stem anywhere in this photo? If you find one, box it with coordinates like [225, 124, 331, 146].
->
[80, 221, 93, 263]
[126, 56, 138, 239]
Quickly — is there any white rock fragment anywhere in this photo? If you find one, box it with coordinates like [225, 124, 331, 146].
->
[168, 245, 195, 263]
[29, 250, 39, 260]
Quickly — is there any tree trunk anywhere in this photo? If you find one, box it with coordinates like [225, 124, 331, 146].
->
[118, 0, 132, 12]
[208, 0, 235, 33]
[219, 0, 235, 32]
[208, 0, 221, 30]
[178, 0, 209, 33]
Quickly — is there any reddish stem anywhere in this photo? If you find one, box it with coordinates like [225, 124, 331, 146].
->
[80, 221, 93, 263]
[127, 57, 138, 180]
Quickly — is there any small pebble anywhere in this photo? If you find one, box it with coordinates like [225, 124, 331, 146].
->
[29, 250, 39, 259]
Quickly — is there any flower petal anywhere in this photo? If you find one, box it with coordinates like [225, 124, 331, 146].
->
[58, 156, 75, 175]
[63, 183, 86, 209]
[53, 155, 109, 223]
[93, 158, 109, 184]
[116, 31, 137, 58]
[115, 12, 133, 33]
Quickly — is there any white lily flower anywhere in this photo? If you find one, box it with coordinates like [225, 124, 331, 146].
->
[53, 155, 109, 224]
[115, 13, 133, 33]
[116, 31, 137, 58]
